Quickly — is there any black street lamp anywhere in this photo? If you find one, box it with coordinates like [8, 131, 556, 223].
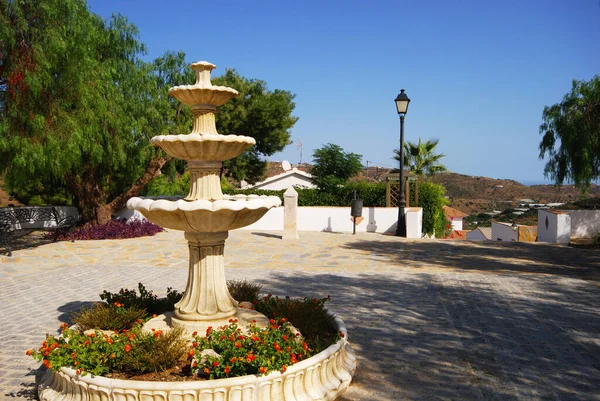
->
[394, 89, 411, 237]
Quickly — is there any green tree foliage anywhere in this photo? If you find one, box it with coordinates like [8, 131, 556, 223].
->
[539, 76, 600, 192]
[394, 138, 447, 177]
[311, 144, 363, 191]
[417, 181, 448, 237]
[0, 0, 188, 223]
[0, 1, 297, 222]
[213, 70, 298, 183]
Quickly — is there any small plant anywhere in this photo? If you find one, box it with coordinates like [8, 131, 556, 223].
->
[72, 302, 147, 332]
[227, 280, 262, 303]
[27, 323, 187, 376]
[190, 318, 311, 379]
[593, 231, 600, 248]
[254, 294, 336, 353]
[52, 219, 164, 241]
[99, 283, 183, 315]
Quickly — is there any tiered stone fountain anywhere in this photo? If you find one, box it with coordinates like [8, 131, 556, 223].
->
[38, 61, 356, 401]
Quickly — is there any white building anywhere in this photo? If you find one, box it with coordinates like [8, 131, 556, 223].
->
[467, 227, 491, 241]
[241, 161, 316, 190]
[443, 206, 469, 230]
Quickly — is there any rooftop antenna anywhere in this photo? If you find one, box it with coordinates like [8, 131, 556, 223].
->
[296, 140, 303, 165]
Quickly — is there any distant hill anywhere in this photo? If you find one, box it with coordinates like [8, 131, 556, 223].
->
[430, 172, 600, 215]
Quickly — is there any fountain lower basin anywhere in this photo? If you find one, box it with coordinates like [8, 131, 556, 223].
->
[38, 316, 357, 401]
[127, 195, 281, 232]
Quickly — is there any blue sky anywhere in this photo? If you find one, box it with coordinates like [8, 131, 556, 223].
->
[87, 0, 599, 184]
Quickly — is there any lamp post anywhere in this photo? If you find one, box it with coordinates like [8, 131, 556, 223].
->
[394, 89, 411, 237]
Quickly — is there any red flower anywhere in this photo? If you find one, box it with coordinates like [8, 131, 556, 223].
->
[188, 349, 195, 357]
[109, 354, 115, 359]
[124, 344, 132, 353]
[282, 335, 288, 342]
[235, 342, 241, 349]
[281, 365, 287, 373]
[291, 354, 298, 364]
[339, 331, 345, 338]
[71, 352, 77, 359]
[43, 360, 51, 368]
[269, 319, 276, 324]
[224, 366, 231, 374]
[25, 350, 33, 356]
[259, 366, 267, 374]
[274, 342, 281, 352]
[230, 357, 237, 363]
[192, 331, 198, 337]
[75, 369, 81, 375]
[302, 342, 308, 351]
[213, 360, 219, 367]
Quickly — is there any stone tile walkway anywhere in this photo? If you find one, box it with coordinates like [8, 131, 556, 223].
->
[1, 230, 599, 400]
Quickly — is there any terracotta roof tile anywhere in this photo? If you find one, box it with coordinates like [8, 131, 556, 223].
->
[443, 206, 469, 218]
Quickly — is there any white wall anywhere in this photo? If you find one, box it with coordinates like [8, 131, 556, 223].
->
[120, 205, 423, 237]
[254, 175, 316, 190]
[241, 206, 422, 236]
[538, 209, 571, 243]
[562, 210, 600, 238]
[449, 218, 463, 231]
[491, 222, 518, 242]
[466, 228, 487, 241]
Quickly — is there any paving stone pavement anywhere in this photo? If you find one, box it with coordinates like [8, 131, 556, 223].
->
[1, 229, 599, 400]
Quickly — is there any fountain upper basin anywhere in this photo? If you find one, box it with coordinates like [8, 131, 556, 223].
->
[151, 134, 255, 161]
[127, 195, 281, 232]
[168, 85, 238, 107]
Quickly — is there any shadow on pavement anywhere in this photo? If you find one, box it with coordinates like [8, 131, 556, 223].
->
[260, 271, 600, 400]
[341, 239, 600, 281]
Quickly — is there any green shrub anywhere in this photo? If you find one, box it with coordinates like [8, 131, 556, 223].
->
[71, 303, 147, 332]
[99, 283, 183, 316]
[227, 279, 262, 302]
[28, 323, 187, 376]
[254, 294, 336, 352]
[417, 181, 448, 237]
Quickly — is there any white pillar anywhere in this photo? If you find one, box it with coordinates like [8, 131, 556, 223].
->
[283, 186, 299, 240]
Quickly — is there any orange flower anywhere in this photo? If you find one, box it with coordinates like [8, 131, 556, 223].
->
[291, 354, 298, 364]
[106, 337, 113, 344]
[224, 365, 231, 374]
[75, 369, 81, 375]
[87, 332, 95, 337]
[71, 352, 77, 359]
[188, 349, 195, 357]
[204, 368, 210, 375]
[124, 344, 132, 353]
[281, 365, 287, 373]
[74, 361, 79, 366]
[235, 342, 241, 349]
[25, 350, 33, 356]
[230, 357, 237, 363]
[109, 354, 115, 359]
[259, 366, 267, 374]
[302, 342, 308, 351]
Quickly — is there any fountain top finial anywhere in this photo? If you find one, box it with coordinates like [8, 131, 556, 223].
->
[190, 61, 216, 72]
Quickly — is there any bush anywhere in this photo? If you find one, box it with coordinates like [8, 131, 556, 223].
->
[28, 323, 187, 376]
[53, 219, 164, 241]
[417, 181, 448, 237]
[99, 283, 183, 316]
[71, 303, 147, 331]
[227, 280, 262, 303]
[254, 294, 336, 352]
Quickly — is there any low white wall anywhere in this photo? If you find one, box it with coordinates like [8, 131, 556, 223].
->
[561, 210, 600, 238]
[240, 206, 419, 236]
[120, 206, 423, 237]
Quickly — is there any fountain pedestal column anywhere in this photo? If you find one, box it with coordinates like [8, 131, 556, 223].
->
[169, 231, 268, 333]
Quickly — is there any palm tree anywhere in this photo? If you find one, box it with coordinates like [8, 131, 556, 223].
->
[393, 138, 447, 177]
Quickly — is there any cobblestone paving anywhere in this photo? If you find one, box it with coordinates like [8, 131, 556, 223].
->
[1, 230, 599, 400]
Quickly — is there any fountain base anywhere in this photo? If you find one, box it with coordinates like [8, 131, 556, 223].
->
[143, 308, 270, 335]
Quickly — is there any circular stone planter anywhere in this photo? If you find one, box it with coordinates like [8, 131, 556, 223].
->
[38, 316, 357, 401]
